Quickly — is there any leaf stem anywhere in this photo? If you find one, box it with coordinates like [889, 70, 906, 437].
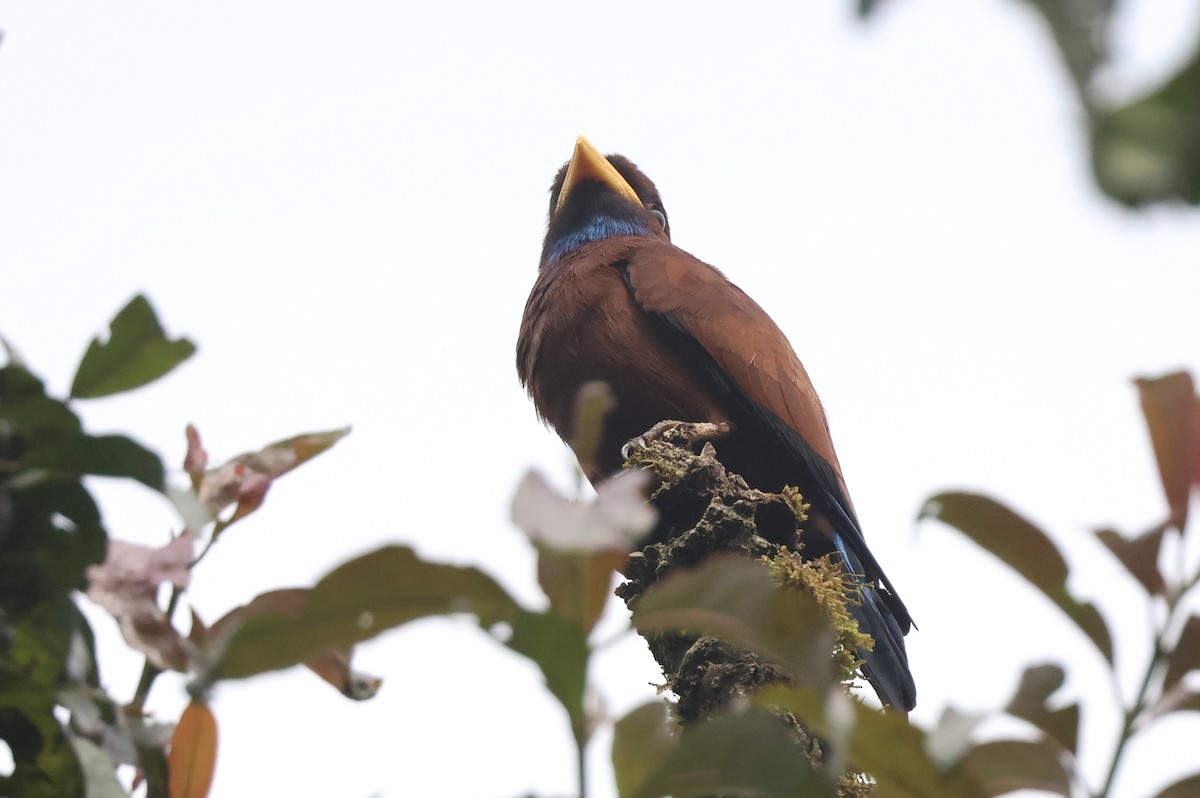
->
[191, 517, 231, 568]
[577, 735, 588, 798]
[126, 583, 184, 717]
[1095, 638, 1158, 798]
[1096, 527, 1200, 798]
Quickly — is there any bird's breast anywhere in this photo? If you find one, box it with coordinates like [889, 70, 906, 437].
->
[518, 245, 730, 479]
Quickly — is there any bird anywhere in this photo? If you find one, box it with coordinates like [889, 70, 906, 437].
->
[516, 136, 916, 712]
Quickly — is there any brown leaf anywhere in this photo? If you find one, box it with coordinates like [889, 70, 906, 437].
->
[1153, 774, 1200, 798]
[1135, 372, 1199, 531]
[194, 427, 349, 535]
[1005, 663, 1080, 754]
[920, 492, 1113, 662]
[208, 588, 308, 642]
[168, 701, 218, 798]
[1165, 615, 1200, 693]
[962, 739, 1070, 796]
[1095, 526, 1167, 596]
[305, 646, 382, 701]
[183, 424, 207, 491]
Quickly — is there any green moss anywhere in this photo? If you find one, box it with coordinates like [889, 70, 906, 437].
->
[779, 484, 810, 525]
[767, 548, 873, 685]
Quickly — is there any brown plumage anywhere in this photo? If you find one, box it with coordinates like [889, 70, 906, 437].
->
[516, 137, 915, 710]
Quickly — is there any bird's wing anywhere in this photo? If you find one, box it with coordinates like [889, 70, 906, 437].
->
[620, 243, 842, 478]
[619, 242, 916, 710]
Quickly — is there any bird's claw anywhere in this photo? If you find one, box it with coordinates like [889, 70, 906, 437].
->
[621, 420, 729, 460]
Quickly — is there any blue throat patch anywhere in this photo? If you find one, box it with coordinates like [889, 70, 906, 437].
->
[545, 214, 654, 266]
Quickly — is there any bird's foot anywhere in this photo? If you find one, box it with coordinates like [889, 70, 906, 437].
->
[621, 420, 730, 460]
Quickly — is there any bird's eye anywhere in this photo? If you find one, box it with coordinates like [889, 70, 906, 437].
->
[649, 208, 667, 229]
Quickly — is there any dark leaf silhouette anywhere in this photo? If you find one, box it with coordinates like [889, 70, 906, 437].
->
[920, 492, 1113, 662]
[1153, 773, 1200, 798]
[1134, 372, 1199, 530]
[1005, 663, 1079, 754]
[962, 739, 1070, 797]
[1095, 526, 1168, 596]
[22, 432, 164, 492]
[1165, 615, 1200, 693]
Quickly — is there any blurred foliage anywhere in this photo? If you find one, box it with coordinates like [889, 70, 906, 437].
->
[0, 296, 350, 797]
[922, 370, 1200, 798]
[1, 295, 188, 798]
[862, 0, 1200, 206]
[7, 299, 1198, 798]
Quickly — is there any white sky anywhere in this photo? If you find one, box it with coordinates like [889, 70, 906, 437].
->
[3, 2, 1200, 797]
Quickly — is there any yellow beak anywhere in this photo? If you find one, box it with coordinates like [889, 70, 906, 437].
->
[556, 136, 643, 213]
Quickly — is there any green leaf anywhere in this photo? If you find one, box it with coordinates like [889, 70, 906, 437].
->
[757, 686, 987, 798]
[70, 294, 195, 399]
[1015, 0, 1113, 99]
[1165, 615, 1200, 693]
[630, 707, 829, 798]
[2, 482, 105, 609]
[211, 546, 523, 680]
[0, 601, 100, 798]
[201, 426, 350, 537]
[0, 366, 81, 434]
[1153, 773, 1200, 798]
[1005, 663, 1079, 754]
[22, 432, 164, 491]
[856, 0, 886, 19]
[1133, 372, 1199, 530]
[536, 547, 625, 635]
[1095, 526, 1167, 596]
[920, 492, 1113, 662]
[613, 702, 677, 798]
[961, 739, 1071, 797]
[1092, 41, 1200, 206]
[0, 604, 99, 796]
[0, 717, 85, 798]
[507, 611, 590, 743]
[631, 556, 835, 691]
[203, 588, 380, 699]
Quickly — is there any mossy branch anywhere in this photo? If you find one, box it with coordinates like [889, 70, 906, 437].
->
[615, 422, 876, 796]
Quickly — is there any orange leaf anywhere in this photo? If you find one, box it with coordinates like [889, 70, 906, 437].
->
[1135, 372, 1199, 531]
[169, 700, 218, 798]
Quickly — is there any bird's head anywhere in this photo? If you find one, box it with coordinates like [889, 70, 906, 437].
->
[541, 136, 670, 269]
